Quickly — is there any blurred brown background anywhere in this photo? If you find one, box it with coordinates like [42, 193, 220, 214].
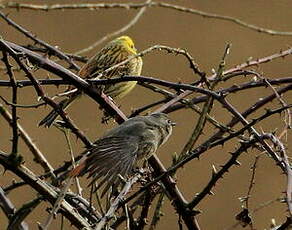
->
[1, 0, 292, 229]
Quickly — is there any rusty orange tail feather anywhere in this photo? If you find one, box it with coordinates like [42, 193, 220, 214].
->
[68, 161, 86, 178]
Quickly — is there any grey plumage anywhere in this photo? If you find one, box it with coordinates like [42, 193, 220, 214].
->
[69, 113, 175, 196]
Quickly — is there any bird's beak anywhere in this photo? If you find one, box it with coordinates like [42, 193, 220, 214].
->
[171, 122, 176, 127]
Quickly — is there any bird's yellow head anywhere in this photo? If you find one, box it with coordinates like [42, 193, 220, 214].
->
[114, 36, 137, 54]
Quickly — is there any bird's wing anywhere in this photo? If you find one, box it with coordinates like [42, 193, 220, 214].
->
[74, 135, 140, 195]
[81, 51, 135, 80]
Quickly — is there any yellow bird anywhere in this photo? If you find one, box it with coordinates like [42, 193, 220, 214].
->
[39, 36, 143, 127]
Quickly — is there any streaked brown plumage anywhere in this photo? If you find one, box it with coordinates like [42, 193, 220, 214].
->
[39, 35, 143, 127]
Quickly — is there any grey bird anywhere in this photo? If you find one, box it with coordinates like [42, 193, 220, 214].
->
[68, 113, 175, 195]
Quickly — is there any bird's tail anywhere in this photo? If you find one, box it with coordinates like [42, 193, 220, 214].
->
[54, 161, 86, 184]
[38, 93, 80, 127]
[68, 161, 87, 178]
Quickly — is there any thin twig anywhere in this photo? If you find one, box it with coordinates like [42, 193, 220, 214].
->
[260, 74, 291, 129]
[130, 98, 168, 117]
[252, 197, 281, 214]
[90, 45, 204, 80]
[95, 175, 141, 230]
[75, 0, 151, 55]
[244, 154, 263, 211]
[0, 95, 45, 108]
[209, 47, 292, 80]
[55, 124, 83, 196]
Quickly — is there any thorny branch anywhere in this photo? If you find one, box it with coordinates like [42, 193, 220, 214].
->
[1, 51, 19, 156]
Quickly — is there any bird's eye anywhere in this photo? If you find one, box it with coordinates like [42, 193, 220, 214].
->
[168, 119, 176, 126]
